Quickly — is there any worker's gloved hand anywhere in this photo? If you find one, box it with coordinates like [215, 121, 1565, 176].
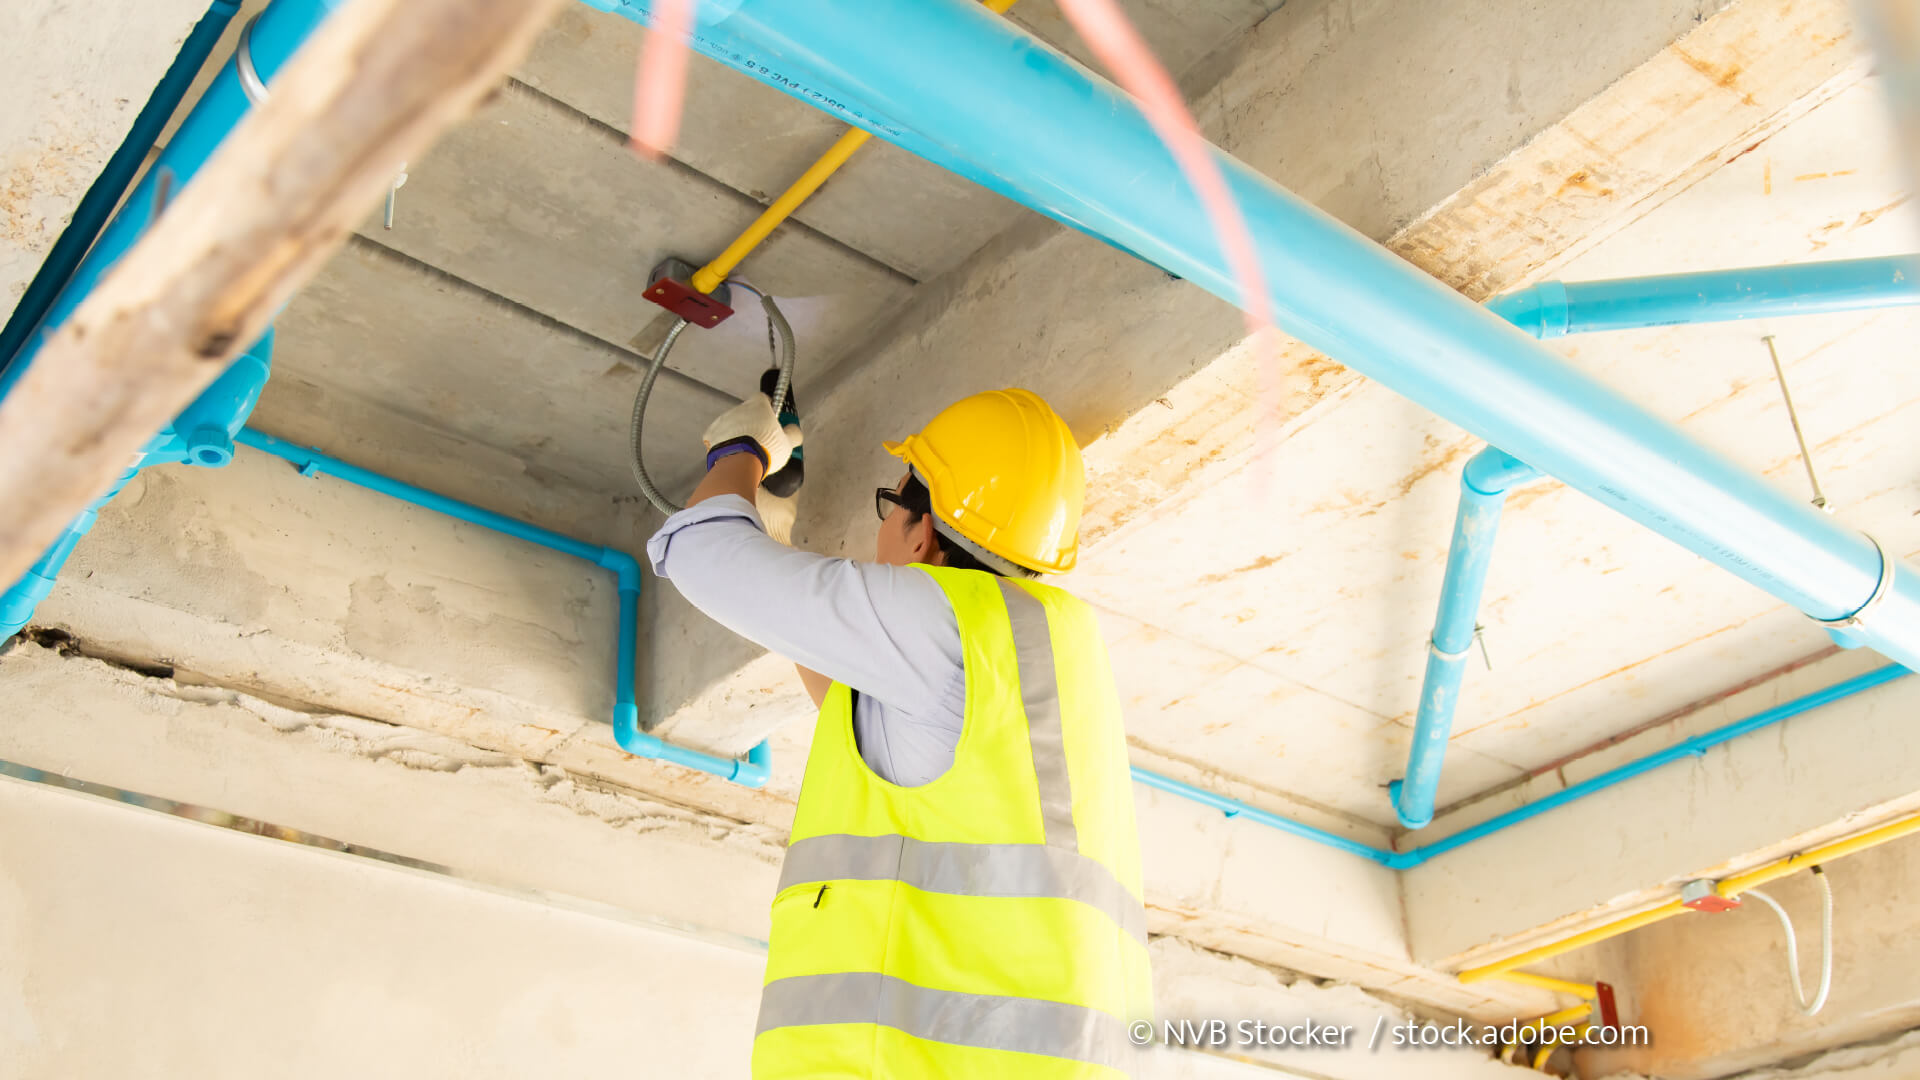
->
[702, 395, 793, 475]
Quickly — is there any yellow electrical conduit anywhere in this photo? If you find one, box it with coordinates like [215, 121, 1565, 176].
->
[1460, 810, 1920, 986]
[1491, 979, 1598, 1068]
[688, 0, 1023, 296]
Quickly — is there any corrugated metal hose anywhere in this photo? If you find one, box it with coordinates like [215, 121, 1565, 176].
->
[629, 288, 795, 516]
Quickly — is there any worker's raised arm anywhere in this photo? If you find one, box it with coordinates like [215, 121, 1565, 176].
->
[646, 490, 961, 715]
[646, 397, 961, 716]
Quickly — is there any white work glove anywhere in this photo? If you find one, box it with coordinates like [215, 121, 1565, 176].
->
[702, 395, 793, 475]
[757, 488, 798, 545]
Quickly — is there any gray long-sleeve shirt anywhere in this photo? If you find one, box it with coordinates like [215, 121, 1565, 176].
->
[645, 495, 966, 786]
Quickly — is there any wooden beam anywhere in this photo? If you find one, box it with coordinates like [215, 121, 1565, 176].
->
[0, 0, 565, 587]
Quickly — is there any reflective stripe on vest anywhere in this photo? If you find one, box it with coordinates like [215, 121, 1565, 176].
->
[999, 579, 1079, 851]
[777, 833, 1148, 943]
[757, 972, 1136, 1074]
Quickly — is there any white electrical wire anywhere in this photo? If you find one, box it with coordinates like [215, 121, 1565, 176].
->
[1743, 867, 1834, 1016]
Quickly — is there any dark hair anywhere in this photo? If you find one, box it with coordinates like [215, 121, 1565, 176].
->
[898, 475, 1003, 576]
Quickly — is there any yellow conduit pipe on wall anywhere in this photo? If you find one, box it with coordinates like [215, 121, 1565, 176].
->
[1458, 811, 1920, 985]
[688, 0, 1021, 296]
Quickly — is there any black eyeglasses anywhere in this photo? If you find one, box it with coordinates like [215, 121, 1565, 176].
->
[875, 487, 909, 522]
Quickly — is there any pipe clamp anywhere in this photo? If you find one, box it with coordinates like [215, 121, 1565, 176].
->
[1812, 533, 1896, 631]
[237, 15, 270, 105]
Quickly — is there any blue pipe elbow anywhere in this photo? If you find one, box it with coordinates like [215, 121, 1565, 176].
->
[614, 722, 771, 789]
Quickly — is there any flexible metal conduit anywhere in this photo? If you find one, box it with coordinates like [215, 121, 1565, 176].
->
[601, 0, 1920, 672]
[1391, 448, 1542, 829]
[236, 429, 771, 788]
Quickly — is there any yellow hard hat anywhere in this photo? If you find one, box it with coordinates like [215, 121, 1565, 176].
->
[884, 388, 1085, 575]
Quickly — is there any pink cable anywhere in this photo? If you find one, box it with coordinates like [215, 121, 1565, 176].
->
[631, 0, 695, 158]
[1054, 0, 1278, 348]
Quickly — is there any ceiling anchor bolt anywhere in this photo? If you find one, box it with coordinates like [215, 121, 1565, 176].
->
[1473, 623, 1492, 670]
[1762, 334, 1831, 513]
[383, 163, 408, 230]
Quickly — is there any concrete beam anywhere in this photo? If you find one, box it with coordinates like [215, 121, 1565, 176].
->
[1569, 834, 1920, 1079]
[28, 444, 806, 826]
[0, 772, 774, 1079]
[1403, 648, 1920, 972]
[1, 637, 1549, 1038]
[0, 637, 787, 945]
[17, 547, 1536, 1024]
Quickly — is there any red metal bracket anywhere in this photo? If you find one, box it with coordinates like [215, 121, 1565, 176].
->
[643, 258, 733, 329]
[1595, 982, 1620, 1029]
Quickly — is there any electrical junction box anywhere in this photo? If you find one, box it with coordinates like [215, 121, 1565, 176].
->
[1681, 878, 1741, 913]
[643, 257, 733, 328]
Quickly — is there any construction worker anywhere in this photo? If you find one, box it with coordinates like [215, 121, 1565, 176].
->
[647, 387, 1152, 1078]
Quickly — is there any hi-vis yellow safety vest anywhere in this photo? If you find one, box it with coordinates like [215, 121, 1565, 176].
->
[753, 565, 1153, 1079]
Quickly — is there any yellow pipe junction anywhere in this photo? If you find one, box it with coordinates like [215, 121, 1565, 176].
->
[689, 0, 1022, 296]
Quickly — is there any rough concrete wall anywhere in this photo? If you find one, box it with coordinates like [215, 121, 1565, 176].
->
[0, 776, 771, 1080]
[0, 639, 787, 944]
[1, 0, 208, 307]
[0, 647, 1541, 1079]
[1716, 1030, 1920, 1080]
[0, 636, 1547, 1021]
[27, 451, 810, 826]
[1404, 650, 1920, 968]
[1578, 832, 1920, 1080]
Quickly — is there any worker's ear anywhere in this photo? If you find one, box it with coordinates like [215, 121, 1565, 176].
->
[908, 513, 942, 565]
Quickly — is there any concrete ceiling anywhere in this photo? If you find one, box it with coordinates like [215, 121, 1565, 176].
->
[249, 0, 1287, 503]
[1064, 78, 1917, 826]
[245, 1, 1908, 836]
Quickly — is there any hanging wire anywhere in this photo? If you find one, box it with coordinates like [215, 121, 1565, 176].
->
[628, 291, 795, 516]
[1743, 866, 1835, 1015]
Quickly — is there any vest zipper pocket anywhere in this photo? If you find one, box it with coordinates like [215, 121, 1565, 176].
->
[770, 881, 827, 911]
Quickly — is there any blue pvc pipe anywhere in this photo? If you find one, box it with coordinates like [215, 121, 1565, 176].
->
[577, 0, 1182, 277]
[0, 0, 242, 374]
[1131, 767, 1398, 866]
[1391, 663, 1912, 867]
[0, 0, 332, 638]
[1488, 255, 1920, 339]
[606, 0, 1920, 672]
[0, 331, 275, 640]
[234, 429, 769, 788]
[1390, 448, 1542, 829]
[1135, 664, 1911, 870]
